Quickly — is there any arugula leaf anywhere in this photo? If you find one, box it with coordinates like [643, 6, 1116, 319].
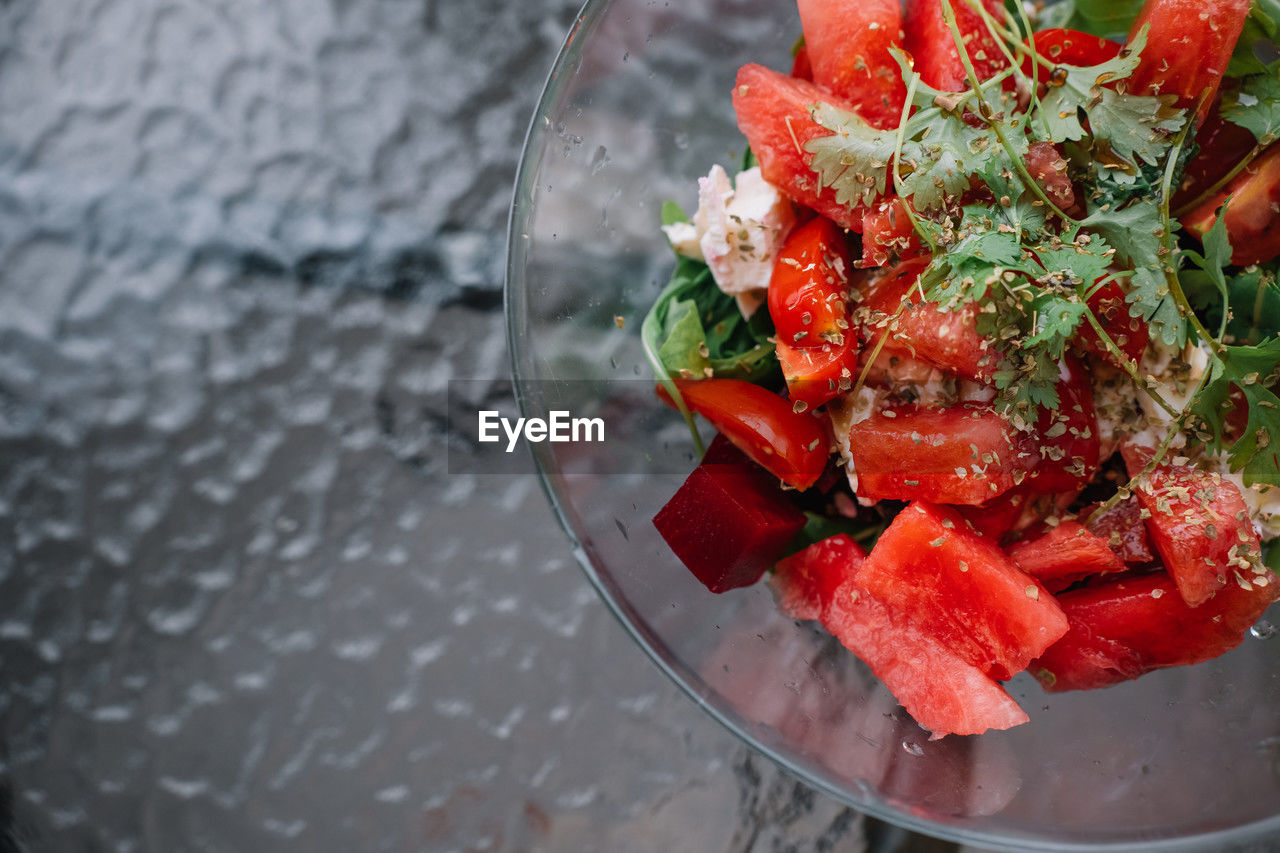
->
[1221, 73, 1280, 145]
[1180, 205, 1235, 331]
[1188, 339, 1280, 486]
[1037, 27, 1188, 166]
[642, 256, 781, 385]
[660, 200, 687, 226]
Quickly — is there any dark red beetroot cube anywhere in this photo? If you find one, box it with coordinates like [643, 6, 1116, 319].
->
[1081, 495, 1153, 564]
[770, 534, 868, 621]
[854, 502, 1069, 681]
[1006, 521, 1125, 593]
[654, 438, 805, 594]
[1121, 442, 1263, 607]
[1032, 567, 1280, 692]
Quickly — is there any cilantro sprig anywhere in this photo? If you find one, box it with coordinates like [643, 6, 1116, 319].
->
[795, 0, 1280, 485]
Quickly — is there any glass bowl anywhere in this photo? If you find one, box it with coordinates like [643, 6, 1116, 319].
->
[505, 1, 1280, 848]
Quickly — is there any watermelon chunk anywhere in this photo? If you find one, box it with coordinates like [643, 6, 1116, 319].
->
[1081, 495, 1154, 564]
[796, 0, 907, 130]
[848, 404, 1037, 506]
[653, 437, 805, 593]
[732, 63, 880, 231]
[1032, 568, 1280, 692]
[856, 257, 997, 382]
[1006, 521, 1125, 593]
[856, 502, 1070, 681]
[824, 575, 1029, 737]
[771, 533, 867, 621]
[904, 0, 1010, 92]
[1122, 443, 1264, 607]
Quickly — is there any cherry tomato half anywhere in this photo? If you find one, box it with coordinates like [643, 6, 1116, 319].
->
[767, 217, 853, 350]
[658, 378, 828, 490]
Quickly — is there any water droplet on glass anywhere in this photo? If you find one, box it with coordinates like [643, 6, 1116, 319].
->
[1252, 619, 1276, 640]
[901, 740, 924, 757]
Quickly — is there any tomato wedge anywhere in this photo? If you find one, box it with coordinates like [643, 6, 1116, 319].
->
[768, 217, 853, 349]
[659, 378, 828, 490]
[1125, 0, 1252, 127]
[1183, 142, 1280, 267]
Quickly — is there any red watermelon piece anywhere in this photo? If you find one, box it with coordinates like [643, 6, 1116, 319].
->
[1006, 521, 1125, 593]
[796, 0, 907, 129]
[1032, 567, 1280, 692]
[824, 575, 1029, 737]
[771, 533, 867, 621]
[855, 502, 1070, 681]
[1081, 495, 1154, 564]
[732, 63, 882, 231]
[1121, 442, 1263, 607]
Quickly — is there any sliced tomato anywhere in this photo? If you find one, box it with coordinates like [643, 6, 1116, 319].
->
[903, 0, 1009, 92]
[659, 378, 829, 490]
[733, 63, 882, 232]
[771, 533, 867, 621]
[1183, 142, 1280, 267]
[848, 403, 1037, 506]
[1076, 280, 1150, 369]
[1021, 28, 1121, 87]
[654, 436, 807, 593]
[1125, 0, 1252, 127]
[1173, 105, 1257, 208]
[1006, 520, 1126, 593]
[855, 501, 1069, 681]
[776, 338, 859, 411]
[856, 257, 998, 382]
[796, 0, 906, 130]
[860, 196, 924, 268]
[768, 217, 853, 349]
[1032, 567, 1279, 692]
[1081, 495, 1154, 564]
[1121, 442, 1264, 607]
[1025, 356, 1100, 495]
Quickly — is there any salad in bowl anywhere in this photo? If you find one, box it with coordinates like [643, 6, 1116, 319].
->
[646, 0, 1280, 739]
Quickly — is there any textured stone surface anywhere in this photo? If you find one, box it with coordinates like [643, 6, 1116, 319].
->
[0, 0, 866, 850]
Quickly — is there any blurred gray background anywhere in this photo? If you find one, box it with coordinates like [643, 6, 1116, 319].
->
[0, 0, 878, 849]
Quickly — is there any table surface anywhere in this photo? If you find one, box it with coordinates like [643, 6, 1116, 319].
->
[0, 1, 1274, 851]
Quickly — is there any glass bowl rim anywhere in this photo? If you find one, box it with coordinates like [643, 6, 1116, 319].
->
[502, 2, 1280, 848]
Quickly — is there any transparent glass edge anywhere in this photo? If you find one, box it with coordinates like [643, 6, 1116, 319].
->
[501, 5, 1280, 850]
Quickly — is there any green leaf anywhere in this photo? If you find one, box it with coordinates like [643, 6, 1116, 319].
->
[1037, 27, 1188, 166]
[1081, 199, 1162, 269]
[1053, 0, 1144, 40]
[1126, 264, 1187, 348]
[1189, 339, 1280, 486]
[805, 102, 896, 209]
[783, 512, 887, 556]
[642, 255, 781, 386]
[1185, 263, 1280, 345]
[1221, 73, 1280, 145]
[1228, 0, 1280, 76]
[1026, 294, 1089, 358]
[660, 200, 687, 227]
[656, 297, 711, 377]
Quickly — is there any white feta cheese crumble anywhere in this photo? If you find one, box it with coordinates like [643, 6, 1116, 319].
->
[660, 164, 795, 318]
